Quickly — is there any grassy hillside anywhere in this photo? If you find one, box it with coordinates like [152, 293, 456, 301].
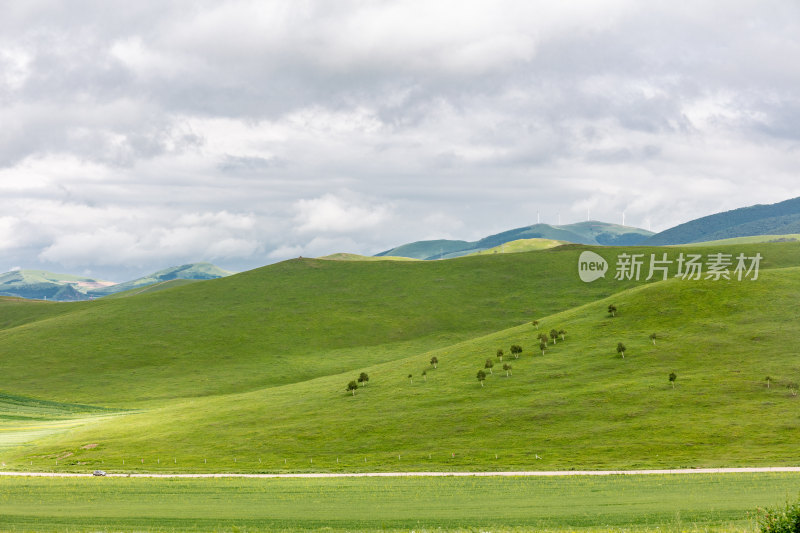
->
[2, 242, 800, 472]
[0, 249, 661, 405]
[466, 238, 567, 255]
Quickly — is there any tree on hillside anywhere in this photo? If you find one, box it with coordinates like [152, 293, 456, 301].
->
[477, 370, 487, 387]
[558, 329, 567, 341]
[347, 380, 358, 396]
[765, 376, 772, 389]
[649, 333, 657, 345]
[430, 356, 439, 369]
[616, 342, 626, 358]
[549, 329, 558, 345]
[408, 373, 413, 384]
[358, 372, 369, 386]
[537, 332, 548, 344]
[539, 341, 547, 355]
[669, 372, 677, 388]
[608, 304, 617, 317]
[485, 359, 494, 374]
[503, 363, 512, 377]
[510, 345, 522, 359]
[496, 349, 504, 361]
[422, 369, 427, 382]
[532, 320, 540, 330]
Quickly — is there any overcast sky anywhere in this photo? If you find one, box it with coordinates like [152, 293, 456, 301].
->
[2, 1, 799, 280]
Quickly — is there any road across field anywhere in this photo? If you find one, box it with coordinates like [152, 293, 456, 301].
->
[2, 466, 800, 478]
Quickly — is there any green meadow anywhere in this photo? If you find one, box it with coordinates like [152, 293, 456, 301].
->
[1, 472, 797, 532]
[1, 242, 800, 529]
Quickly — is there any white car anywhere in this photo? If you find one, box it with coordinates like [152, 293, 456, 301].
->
[92, 470, 107, 476]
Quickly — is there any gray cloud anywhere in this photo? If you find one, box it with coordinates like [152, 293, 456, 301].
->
[1, 1, 800, 279]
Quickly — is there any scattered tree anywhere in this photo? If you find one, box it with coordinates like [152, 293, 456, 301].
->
[347, 380, 358, 396]
[496, 349, 504, 361]
[422, 369, 427, 382]
[765, 376, 772, 389]
[537, 332, 548, 344]
[503, 363, 512, 377]
[510, 345, 522, 359]
[532, 320, 539, 330]
[549, 329, 558, 345]
[477, 370, 487, 387]
[430, 356, 439, 369]
[608, 304, 617, 317]
[649, 333, 657, 345]
[539, 341, 547, 355]
[616, 342, 626, 358]
[669, 372, 677, 388]
[408, 373, 413, 384]
[358, 372, 369, 386]
[485, 359, 494, 374]
[788, 383, 799, 397]
[558, 329, 567, 341]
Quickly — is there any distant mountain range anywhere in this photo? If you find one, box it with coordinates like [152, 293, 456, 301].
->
[375, 196, 800, 260]
[376, 221, 654, 260]
[0, 263, 232, 302]
[642, 196, 800, 245]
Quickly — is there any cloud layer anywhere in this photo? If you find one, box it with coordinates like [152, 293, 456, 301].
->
[1, 1, 799, 279]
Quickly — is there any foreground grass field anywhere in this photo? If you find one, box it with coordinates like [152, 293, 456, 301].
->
[2, 472, 797, 532]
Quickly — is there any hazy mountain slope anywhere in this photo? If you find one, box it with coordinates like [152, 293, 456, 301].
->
[645, 196, 800, 245]
[0, 270, 112, 301]
[378, 221, 653, 259]
[87, 263, 232, 297]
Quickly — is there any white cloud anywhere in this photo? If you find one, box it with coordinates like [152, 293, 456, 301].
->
[0, 1, 799, 277]
[293, 194, 392, 234]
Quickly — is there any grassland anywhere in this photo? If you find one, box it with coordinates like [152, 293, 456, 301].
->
[1, 472, 796, 532]
[0, 242, 799, 475]
[466, 237, 567, 255]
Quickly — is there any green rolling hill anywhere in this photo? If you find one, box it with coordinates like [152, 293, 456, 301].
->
[377, 221, 653, 259]
[1, 242, 799, 472]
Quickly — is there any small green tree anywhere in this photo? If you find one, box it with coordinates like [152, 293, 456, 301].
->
[408, 373, 413, 384]
[477, 370, 487, 387]
[485, 359, 494, 374]
[532, 320, 539, 330]
[496, 349, 504, 361]
[358, 372, 369, 386]
[539, 341, 547, 355]
[510, 345, 522, 359]
[608, 304, 617, 317]
[502, 363, 512, 377]
[537, 332, 548, 344]
[558, 329, 566, 341]
[649, 333, 657, 345]
[549, 329, 558, 345]
[347, 380, 358, 396]
[422, 369, 427, 382]
[669, 372, 677, 388]
[430, 356, 438, 369]
[616, 342, 626, 358]
[765, 376, 772, 389]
